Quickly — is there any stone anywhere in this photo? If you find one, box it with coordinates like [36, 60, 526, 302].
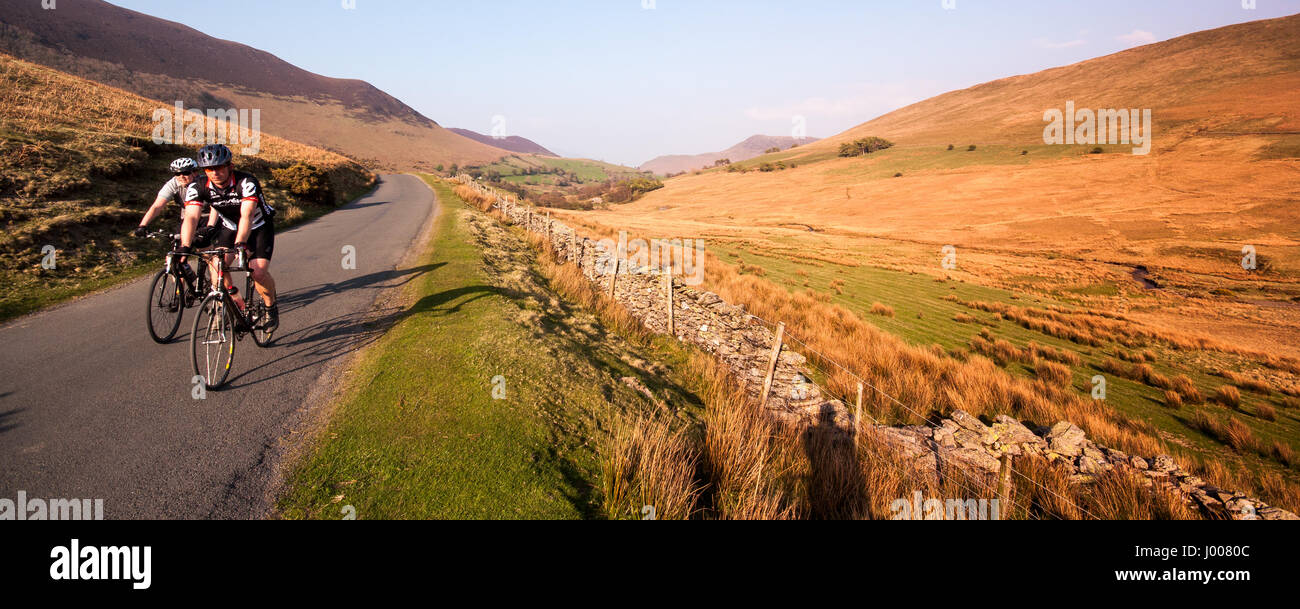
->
[1151, 454, 1178, 473]
[1046, 422, 1087, 457]
[1082, 442, 1106, 462]
[937, 444, 1001, 473]
[950, 410, 987, 434]
[992, 415, 1042, 445]
[932, 424, 957, 448]
[1078, 455, 1102, 475]
[1130, 456, 1149, 470]
[952, 429, 986, 451]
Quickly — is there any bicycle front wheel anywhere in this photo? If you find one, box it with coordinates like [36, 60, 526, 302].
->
[191, 293, 236, 390]
[146, 269, 184, 344]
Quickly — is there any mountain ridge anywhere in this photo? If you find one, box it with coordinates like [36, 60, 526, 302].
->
[448, 128, 559, 157]
[640, 134, 819, 175]
[0, 0, 509, 170]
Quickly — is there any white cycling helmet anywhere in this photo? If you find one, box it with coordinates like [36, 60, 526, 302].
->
[170, 157, 198, 174]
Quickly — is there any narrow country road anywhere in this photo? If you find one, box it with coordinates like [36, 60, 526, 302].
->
[0, 174, 438, 519]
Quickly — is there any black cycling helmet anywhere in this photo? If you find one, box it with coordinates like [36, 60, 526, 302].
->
[170, 157, 198, 174]
[196, 144, 233, 169]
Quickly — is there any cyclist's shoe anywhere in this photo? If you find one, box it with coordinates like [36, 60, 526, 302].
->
[264, 304, 279, 333]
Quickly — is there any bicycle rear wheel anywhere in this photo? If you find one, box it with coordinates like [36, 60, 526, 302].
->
[191, 293, 236, 389]
[146, 269, 184, 344]
[245, 274, 274, 348]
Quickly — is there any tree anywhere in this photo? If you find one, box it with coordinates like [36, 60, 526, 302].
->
[838, 137, 895, 157]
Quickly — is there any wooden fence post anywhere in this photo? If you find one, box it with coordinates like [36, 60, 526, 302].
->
[569, 231, 577, 263]
[545, 210, 551, 245]
[607, 242, 620, 298]
[855, 382, 865, 448]
[664, 266, 675, 337]
[759, 322, 785, 408]
[997, 453, 1014, 519]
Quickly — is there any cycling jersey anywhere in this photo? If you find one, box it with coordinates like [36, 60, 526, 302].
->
[158, 176, 206, 224]
[183, 171, 275, 232]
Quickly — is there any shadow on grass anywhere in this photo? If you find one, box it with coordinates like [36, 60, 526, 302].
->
[225, 263, 462, 389]
[805, 403, 867, 519]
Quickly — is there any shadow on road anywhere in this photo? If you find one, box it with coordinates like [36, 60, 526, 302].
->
[0, 407, 23, 435]
[278, 264, 445, 316]
[343, 200, 390, 211]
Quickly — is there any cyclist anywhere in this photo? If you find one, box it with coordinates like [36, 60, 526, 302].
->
[180, 144, 279, 332]
[134, 157, 217, 287]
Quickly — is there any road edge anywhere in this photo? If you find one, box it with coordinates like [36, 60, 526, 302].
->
[253, 174, 444, 520]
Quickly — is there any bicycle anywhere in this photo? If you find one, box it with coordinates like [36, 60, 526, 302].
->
[189, 246, 275, 390]
[145, 231, 211, 344]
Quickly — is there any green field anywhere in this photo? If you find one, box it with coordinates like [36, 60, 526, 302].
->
[470, 154, 647, 185]
[710, 241, 1300, 481]
[278, 176, 706, 519]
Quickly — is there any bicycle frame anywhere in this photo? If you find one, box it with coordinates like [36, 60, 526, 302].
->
[196, 247, 255, 333]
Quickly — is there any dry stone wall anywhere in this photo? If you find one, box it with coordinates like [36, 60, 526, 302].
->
[456, 178, 1297, 520]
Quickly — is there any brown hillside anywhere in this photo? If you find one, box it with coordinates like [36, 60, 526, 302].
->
[570, 14, 1300, 360]
[805, 13, 1300, 153]
[0, 0, 508, 170]
[0, 52, 374, 319]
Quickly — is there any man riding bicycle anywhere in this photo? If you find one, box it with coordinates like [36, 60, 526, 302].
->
[134, 158, 218, 285]
[179, 144, 279, 332]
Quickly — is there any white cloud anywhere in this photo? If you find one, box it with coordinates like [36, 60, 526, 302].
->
[1118, 29, 1157, 47]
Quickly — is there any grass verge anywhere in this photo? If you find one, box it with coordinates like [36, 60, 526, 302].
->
[277, 176, 706, 519]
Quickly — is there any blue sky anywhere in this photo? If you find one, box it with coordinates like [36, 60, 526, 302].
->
[109, 0, 1300, 166]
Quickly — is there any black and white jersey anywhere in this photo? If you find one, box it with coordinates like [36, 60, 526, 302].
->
[183, 171, 274, 232]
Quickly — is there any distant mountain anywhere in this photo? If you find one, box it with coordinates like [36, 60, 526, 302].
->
[448, 128, 558, 157]
[640, 135, 820, 175]
[0, 0, 507, 170]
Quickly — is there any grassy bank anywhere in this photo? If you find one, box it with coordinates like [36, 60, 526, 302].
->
[0, 52, 375, 323]
[277, 176, 706, 519]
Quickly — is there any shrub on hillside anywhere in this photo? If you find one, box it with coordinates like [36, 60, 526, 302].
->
[270, 163, 335, 206]
[838, 137, 894, 158]
[603, 177, 664, 203]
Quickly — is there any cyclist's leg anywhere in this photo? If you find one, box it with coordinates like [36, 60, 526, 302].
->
[247, 221, 276, 305]
[250, 258, 276, 306]
[248, 223, 277, 328]
[213, 226, 245, 310]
